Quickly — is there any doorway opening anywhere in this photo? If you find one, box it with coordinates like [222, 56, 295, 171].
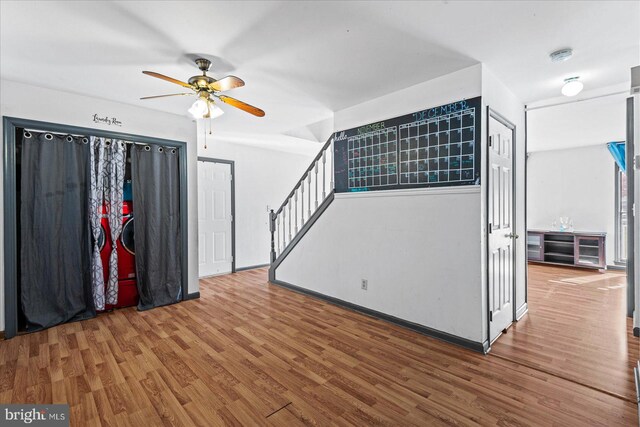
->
[197, 157, 236, 277]
[490, 92, 639, 403]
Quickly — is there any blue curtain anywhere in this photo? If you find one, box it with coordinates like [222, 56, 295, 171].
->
[607, 141, 626, 173]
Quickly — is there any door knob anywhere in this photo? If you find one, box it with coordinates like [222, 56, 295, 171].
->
[506, 233, 520, 239]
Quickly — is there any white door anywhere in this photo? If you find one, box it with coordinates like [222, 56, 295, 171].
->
[198, 160, 233, 277]
[488, 114, 516, 342]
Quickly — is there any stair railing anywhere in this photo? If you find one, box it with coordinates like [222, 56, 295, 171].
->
[270, 135, 334, 262]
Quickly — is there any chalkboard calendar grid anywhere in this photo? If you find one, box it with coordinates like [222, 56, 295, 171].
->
[335, 96, 481, 193]
[347, 127, 398, 189]
[398, 108, 476, 185]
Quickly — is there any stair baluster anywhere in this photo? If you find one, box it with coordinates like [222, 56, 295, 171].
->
[307, 173, 312, 218]
[294, 189, 299, 233]
[314, 162, 319, 209]
[276, 214, 280, 257]
[300, 179, 305, 226]
[288, 201, 292, 242]
[269, 209, 276, 262]
[322, 149, 327, 199]
[281, 209, 286, 252]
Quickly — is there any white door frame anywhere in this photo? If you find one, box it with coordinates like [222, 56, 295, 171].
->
[198, 156, 236, 274]
[486, 107, 518, 345]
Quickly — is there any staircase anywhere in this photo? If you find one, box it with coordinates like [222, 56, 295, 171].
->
[269, 135, 334, 279]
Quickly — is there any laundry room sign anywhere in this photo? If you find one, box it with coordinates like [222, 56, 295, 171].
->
[92, 114, 122, 127]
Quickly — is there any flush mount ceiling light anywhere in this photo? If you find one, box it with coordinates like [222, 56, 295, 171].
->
[550, 48, 573, 63]
[561, 77, 583, 97]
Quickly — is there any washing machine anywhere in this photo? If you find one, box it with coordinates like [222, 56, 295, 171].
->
[115, 202, 139, 308]
[98, 205, 111, 285]
[95, 202, 138, 309]
[118, 201, 136, 280]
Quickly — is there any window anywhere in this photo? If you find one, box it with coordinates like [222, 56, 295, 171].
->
[615, 164, 628, 264]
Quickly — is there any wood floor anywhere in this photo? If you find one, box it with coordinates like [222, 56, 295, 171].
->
[492, 263, 639, 402]
[0, 267, 637, 426]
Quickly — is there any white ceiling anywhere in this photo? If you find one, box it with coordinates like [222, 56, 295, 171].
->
[1, 1, 638, 138]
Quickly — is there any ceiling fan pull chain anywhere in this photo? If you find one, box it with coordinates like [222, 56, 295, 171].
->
[203, 120, 207, 150]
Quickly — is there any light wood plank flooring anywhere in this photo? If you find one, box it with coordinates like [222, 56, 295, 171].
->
[0, 267, 636, 426]
[492, 263, 639, 402]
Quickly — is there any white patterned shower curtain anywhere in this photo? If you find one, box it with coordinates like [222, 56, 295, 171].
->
[104, 139, 126, 305]
[89, 137, 127, 309]
[89, 136, 106, 310]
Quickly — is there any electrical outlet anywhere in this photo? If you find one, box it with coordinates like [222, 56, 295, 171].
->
[361, 279, 368, 290]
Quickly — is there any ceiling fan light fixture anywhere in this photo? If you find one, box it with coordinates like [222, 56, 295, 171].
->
[561, 77, 583, 97]
[188, 98, 209, 118]
[189, 98, 225, 120]
[207, 102, 225, 119]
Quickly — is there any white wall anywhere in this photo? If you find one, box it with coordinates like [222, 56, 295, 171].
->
[481, 65, 527, 327]
[277, 187, 483, 341]
[197, 133, 318, 269]
[276, 65, 488, 344]
[333, 65, 482, 132]
[528, 145, 616, 265]
[527, 85, 627, 153]
[0, 79, 199, 331]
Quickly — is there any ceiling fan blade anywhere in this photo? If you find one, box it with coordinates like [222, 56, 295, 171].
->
[217, 95, 265, 117]
[209, 76, 245, 92]
[140, 93, 193, 100]
[142, 71, 193, 89]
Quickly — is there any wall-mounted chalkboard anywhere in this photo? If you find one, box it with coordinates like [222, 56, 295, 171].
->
[334, 96, 481, 193]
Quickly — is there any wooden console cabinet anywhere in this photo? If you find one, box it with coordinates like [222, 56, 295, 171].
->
[527, 230, 606, 269]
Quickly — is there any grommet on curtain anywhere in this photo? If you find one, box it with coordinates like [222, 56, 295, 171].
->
[171, 148, 176, 154]
[158, 147, 164, 153]
[23, 131, 32, 139]
[105, 140, 111, 147]
[66, 136, 74, 142]
[144, 145, 151, 152]
[82, 138, 89, 144]
[44, 133, 53, 141]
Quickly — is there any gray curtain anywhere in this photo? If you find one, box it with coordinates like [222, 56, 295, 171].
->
[89, 136, 106, 310]
[20, 131, 95, 330]
[132, 145, 182, 309]
[104, 139, 126, 305]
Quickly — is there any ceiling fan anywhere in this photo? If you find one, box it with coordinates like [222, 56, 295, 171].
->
[141, 58, 265, 118]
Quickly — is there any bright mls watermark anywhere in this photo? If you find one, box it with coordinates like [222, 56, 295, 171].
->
[1, 405, 69, 426]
